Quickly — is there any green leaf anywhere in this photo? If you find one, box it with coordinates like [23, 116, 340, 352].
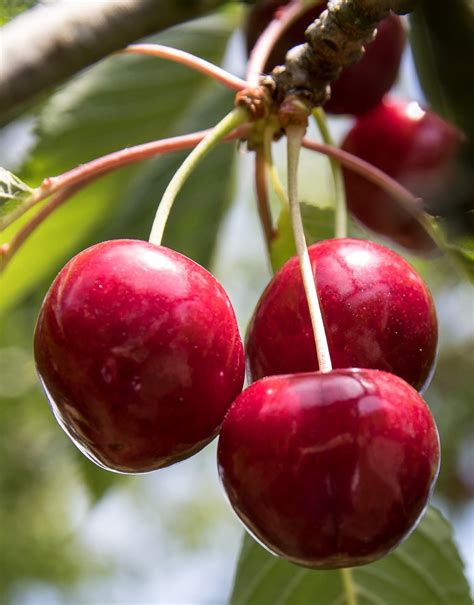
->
[0, 0, 37, 24]
[0, 167, 33, 227]
[409, 0, 474, 142]
[230, 507, 472, 605]
[0, 11, 238, 311]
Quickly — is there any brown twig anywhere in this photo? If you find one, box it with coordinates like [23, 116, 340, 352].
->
[268, 0, 418, 106]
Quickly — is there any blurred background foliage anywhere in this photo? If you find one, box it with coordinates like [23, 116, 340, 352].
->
[0, 1, 473, 604]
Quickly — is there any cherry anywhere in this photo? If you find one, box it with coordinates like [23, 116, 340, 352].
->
[34, 239, 245, 473]
[246, 238, 437, 391]
[244, 1, 405, 115]
[342, 98, 463, 252]
[218, 369, 440, 569]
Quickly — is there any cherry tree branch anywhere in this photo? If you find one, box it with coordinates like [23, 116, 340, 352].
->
[268, 0, 418, 105]
[0, 0, 228, 122]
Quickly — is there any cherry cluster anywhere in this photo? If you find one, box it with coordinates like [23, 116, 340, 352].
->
[33, 0, 460, 572]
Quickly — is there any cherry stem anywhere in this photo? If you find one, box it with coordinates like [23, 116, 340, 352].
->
[246, 0, 314, 87]
[0, 128, 249, 269]
[255, 144, 275, 255]
[120, 44, 247, 92]
[312, 108, 347, 238]
[263, 126, 289, 209]
[302, 138, 441, 249]
[1, 127, 249, 232]
[149, 107, 249, 246]
[287, 125, 332, 373]
[340, 568, 358, 605]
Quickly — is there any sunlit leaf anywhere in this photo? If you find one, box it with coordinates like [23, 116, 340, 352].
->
[0, 167, 33, 227]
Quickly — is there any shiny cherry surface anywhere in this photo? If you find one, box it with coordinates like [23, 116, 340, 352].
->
[246, 238, 437, 391]
[342, 98, 462, 252]
[245, 2, 405, 115]
[218, 369, 440, 568]
[34, 240, 245, 473]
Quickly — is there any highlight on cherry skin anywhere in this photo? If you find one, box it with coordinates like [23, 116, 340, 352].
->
[342, 97, 463, 253]
[245, 0, 406, 115]
[246, 238, 438, 391]
[217, 369, 440, 569]
[34, 239, 245, 474]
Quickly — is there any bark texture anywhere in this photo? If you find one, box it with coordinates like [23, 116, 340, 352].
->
[0, 0, 226, 122]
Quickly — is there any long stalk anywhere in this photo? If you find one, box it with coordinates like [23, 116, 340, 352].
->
[121, 44, 247, 91]
[287, 125, 332, 373]
[149, 107, 249, 246]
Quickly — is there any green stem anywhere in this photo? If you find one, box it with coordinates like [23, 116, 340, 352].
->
[149, 107, 249, 246]
[312, 108, 347, 238]
[287, 125, 332, 373]
[263, 126, 289, 209]
[340, 568, 358, 605]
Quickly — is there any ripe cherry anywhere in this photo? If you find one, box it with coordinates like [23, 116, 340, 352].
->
[342, 98, 463, 252]
[34, 240, 245, 473]
[246, 238, 437, 391]
[245, 1, 405, 115]
[218, 369, 440, 569]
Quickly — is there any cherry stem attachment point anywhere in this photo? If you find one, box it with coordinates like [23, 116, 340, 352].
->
[121, 44, 247, 92]
[246, 0, 313, 87]
[149, 107, 250, 246]
[287, 124, 332, 373]
[312, 108, 347, 238]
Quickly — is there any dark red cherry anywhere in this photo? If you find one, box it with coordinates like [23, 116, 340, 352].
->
[218, 369, 440, 569]
[34, 240, 245, 473]
[245, 0, 325, 72]
[245, 2, 405, 115]
[342, 98, 463, 252]
[323, 14, 406, 115]
[246, 238, 437, 391]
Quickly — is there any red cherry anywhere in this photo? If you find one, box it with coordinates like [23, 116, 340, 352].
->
[34, 240, 245, 473]
[342, 98, 463, 252]
[245, 2, 405, 115]
[218, 369, 440, 569]
[323, 14, 406, 115]
[246, 238, 437, 391]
